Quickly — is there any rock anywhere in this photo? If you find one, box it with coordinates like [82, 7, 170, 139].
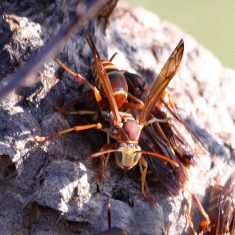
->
[0, 1, 234, 234]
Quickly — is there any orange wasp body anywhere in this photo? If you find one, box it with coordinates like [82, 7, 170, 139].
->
[36, 34, 183, 202]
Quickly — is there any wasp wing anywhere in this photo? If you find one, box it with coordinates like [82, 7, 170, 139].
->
[138, 39, 184, 125]
[166, 101, 206, 152]
[151, 103, 207, 166]
[139, 124, 188, 195]
[86, 33, 121, 126]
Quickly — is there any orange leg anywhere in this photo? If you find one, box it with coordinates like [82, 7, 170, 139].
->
[138, 157, 156, 205]
[121, 93, 144, 110]
[190, 193, 210, 228]
[146, 116, 168, 126]
[55, 89, 96, 115]
[55, 58, 103, 107]
[184, 188, 210, 228]
[160, 90, 176, 112]
[185, 201, 197, 235]
[56, 97, 83, 115]
[59, 110, 97, 116]
[92, 143, 117, 182]
[35, 123, 102, 143]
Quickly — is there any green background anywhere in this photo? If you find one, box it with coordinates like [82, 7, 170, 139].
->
[125, 0, 235, 69]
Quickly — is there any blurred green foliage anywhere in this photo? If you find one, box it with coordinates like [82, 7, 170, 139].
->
[125, 0, 235, 69]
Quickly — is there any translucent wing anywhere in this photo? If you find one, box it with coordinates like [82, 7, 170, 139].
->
[139, 124, 188, 195]
[138, 39, 184, 125]
[151, 102, 207, 166]
[86, 33, 121, 126]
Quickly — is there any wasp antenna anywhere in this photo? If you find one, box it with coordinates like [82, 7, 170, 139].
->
[134, 150, 179, 167]
[88, 149, 126, 159]
[85, 32, 100, 58]
[109, 52, 118, 61]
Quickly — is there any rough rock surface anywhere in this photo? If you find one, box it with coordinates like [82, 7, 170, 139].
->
[0, 1, 234, 235]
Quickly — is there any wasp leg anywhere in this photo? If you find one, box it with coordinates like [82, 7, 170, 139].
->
[121, 93, 144, 110]
[185, 200, 197, 235]
[55, 58, 103, 107]
[97, 154, 106, 182]
[56, 97, 82, 115]
[56, 89, 96, 115]
[187, 190, 210, 228]
[104, 133, 111, 175]
[35, 123, 102, 143]
[95, 143, 117, 182]
[160, 90, 176, 112]
[146, 116, 168, 125]
[59, 110, 97, 116]
[57, 110, 99, 124]
[138, 157, 156, 205]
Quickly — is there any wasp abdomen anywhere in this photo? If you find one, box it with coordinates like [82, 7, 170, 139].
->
[93, 60, 128, 108]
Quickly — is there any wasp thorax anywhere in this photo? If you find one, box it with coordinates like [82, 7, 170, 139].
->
[115, 143, 141, 170]
[108, 112, 142, 143]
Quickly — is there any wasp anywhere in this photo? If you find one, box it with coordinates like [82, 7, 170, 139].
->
[35, 33, 183, 203]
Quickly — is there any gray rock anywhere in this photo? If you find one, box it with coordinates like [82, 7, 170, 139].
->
[0, 1, 234, 235]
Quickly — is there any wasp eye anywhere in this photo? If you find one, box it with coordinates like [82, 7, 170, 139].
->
[115, 152, 122, 162]
[133, 153, 141, 163]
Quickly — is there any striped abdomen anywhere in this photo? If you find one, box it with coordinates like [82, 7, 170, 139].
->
[92, 60, 128, 108]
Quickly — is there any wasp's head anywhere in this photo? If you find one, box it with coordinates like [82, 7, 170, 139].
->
[115, 143, 142, 170]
